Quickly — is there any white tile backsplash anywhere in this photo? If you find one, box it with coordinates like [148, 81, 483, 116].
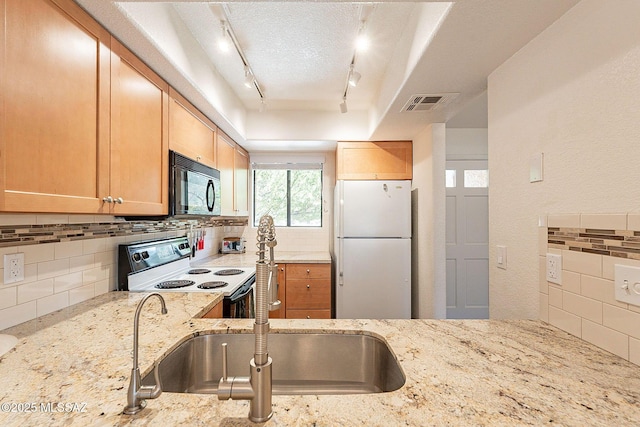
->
[53, 272, 84, 293]
[17, 279, 54, 304]
[0, 302, 37, 330]
[542, 213, 640, 366]
[69, 284, 95, 305]
[0, 234, 120, 330]
[0, 287, 17, 310]
[22, 244, 54, 265]
[54, 241, 84, 259]
[36, 292, 69, 317]
[37, 259, 70, 281]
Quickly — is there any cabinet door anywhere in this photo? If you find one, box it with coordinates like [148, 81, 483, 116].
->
[336, 141, 413, 180]
[0, 0, 110, 213]
[110, 39, 168, 216]
[216, 132, 236, 216]
[234, 146, 249, 216]
[168, 88, 216, 168]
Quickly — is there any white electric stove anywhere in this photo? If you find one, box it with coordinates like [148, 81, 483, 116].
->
[118, 236, 256, 317]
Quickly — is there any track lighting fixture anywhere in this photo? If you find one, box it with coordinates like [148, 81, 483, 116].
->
[339, 4, 374, 113]
[217, 8, 265, 107]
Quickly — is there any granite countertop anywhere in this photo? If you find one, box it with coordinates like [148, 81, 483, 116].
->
[194, 250, 331, 267]
[1, 292, 639, 426]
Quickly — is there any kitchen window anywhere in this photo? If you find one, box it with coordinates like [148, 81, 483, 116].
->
[252, 163, 323, 227]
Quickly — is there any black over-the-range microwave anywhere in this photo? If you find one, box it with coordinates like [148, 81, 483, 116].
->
[169, 150, 221, 216]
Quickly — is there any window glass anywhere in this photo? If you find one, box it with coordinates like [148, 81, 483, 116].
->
[445, 170, 457, 188]
[253, 167, 322, 227]
[464, 170, 489, 188]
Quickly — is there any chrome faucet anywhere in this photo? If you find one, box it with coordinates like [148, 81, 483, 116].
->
[123, 293, 168, 415]
[218, 214, 280, 423]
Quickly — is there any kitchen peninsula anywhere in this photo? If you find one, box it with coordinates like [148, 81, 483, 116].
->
[0, 291, 639, 426]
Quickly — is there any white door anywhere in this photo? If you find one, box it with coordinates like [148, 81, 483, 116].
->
[445, 160, 489, 319]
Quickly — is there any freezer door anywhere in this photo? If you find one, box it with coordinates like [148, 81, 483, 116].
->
[338, 180, 411, 238]
[336, 237, 411, 319]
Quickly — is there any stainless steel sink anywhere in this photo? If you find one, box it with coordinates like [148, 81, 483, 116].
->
[142, 332, 405, 395]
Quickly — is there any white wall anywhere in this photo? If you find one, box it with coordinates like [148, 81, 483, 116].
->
[488, 0, 640, 319]
[412, 123, 446, 319]
[445, 128, 488, 160]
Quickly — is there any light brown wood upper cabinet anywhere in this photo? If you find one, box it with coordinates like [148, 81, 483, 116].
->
[0, 0, 111, 213]
[216, 131, 249, 216]
[0, 0, 169, 215]
[234, 145, 249, 216]
[336, 141, 413, 180]
[168, 88, 217, 168]
[109, 38, 169, 216]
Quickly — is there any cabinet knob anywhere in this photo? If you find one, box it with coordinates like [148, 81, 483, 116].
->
[306, 269, 310, 274]
[115, 197, 124, 204]
[306, 316, 310, 319]
[306, 284, 310, 289]
[102, 196, 113, 203]
[196, 156, 202, 161]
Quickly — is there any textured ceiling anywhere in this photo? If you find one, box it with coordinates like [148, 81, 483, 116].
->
[75, 0, 581, 148]
[127, 2, 416, 111]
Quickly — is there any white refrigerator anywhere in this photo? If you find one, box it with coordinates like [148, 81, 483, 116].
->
[334, 180, 411, 319]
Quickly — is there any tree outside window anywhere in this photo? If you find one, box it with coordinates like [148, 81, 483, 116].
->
[253, 165, 322, 227]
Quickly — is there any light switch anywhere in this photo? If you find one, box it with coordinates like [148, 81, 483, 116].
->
[614, 264, 640, 306]
[530, 153, 543, 182]
[497, 245, 507, 270]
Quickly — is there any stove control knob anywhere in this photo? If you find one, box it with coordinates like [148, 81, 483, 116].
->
[132, 253, 142, 263]
[141, 251, 149, 259]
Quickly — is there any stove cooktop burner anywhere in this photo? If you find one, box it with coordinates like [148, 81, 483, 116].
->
[155, 280, 195, 289]
[214, 268, 244, 276]
[197, 281, 229, 290]
[188, 268, 211, 275]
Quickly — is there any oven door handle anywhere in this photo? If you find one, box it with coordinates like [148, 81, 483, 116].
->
[229, 282, 254, 303]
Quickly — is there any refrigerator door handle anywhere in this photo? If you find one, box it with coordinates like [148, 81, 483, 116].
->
[338, 237, 344, 286]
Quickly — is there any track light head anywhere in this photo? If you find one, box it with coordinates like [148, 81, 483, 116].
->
[340, 99, 348, 114]
[243, 66, 254, 89]
[218, 21, 231, 53]
[348, 69, 361, 87]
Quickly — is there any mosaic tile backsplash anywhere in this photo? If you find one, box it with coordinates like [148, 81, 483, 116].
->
[548, 227, 640, 259]
[0, 217, 248, 248]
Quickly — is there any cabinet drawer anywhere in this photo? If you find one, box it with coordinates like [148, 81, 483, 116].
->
[286, 309, 331, 319]
[286, 279, 330, 309]
[286, 263, 331, 280]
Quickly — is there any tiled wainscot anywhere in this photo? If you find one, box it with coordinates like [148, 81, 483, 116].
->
[539, 213, 640, 366]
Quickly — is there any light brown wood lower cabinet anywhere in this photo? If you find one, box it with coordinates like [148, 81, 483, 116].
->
[284, 263, 332, 319]
[201, 301, 223, 318]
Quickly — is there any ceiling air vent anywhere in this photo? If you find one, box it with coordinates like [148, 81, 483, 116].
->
[400, 93, 458, 113]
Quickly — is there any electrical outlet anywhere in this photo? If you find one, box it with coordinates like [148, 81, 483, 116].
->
[546, 253, 562, 285]
[3, 253, 25, 284]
